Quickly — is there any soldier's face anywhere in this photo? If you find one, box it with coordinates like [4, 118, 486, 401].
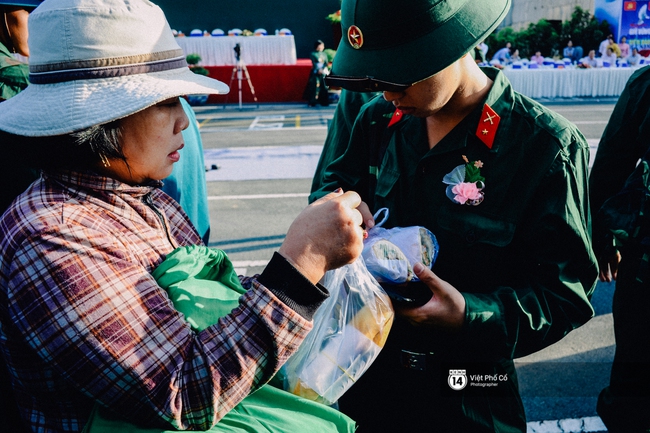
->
[382, 59, 463, 118]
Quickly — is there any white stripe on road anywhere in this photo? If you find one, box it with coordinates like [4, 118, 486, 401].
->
[527, 416, 606, 433]
[249, 115, 285, 130]
[200, 125, 327, 132]
[204, 145, 322, 182]
[208, 193, 309, 200]
[587, 138, 598, 168]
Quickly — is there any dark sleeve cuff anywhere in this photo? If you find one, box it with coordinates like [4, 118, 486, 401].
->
[258, 252, 329, 321]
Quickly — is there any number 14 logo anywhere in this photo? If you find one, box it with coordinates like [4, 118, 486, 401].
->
[448, 369, 467, 391]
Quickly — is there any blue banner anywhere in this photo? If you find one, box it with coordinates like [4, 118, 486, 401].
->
[596, 0, 650, 49]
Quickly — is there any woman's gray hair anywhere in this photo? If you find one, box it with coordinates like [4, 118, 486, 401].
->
[71, 121, 125, 167]
[8, 120, 125, 171]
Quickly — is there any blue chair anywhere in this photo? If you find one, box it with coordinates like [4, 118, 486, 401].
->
[211, 28, 225, 36]
[189, 29, 203, 37]
[528, 63, 539, 69]
[602, 61, 611, 67]
[254, 28, 268, 36]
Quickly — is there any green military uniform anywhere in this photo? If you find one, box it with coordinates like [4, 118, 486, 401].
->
[590, 65, 650, 432]
[0, 40, 29, 101]
[303, 50, 329, 106]
[311, 89, 380, 194]
[311, 67, 598, 432]
[0, 41, 33, 215]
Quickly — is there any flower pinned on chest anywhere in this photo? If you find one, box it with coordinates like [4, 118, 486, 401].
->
[442, 155, 485, 206]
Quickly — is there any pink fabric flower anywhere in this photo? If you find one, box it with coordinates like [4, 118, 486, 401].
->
[452, 182, 482, 204]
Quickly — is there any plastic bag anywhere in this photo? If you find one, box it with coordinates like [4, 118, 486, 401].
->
[362, 208, 439, 284]
[281, 257, 394, 406]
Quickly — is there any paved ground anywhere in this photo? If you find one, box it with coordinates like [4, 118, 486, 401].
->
[192, 98, 619, 432]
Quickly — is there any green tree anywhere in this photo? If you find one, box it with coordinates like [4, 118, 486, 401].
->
[483, 6, 612, 62]
[560, 6, 613, 54]
[517, 19, 560, 58]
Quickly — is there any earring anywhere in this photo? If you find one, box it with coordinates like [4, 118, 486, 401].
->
[99, 153, 111, 167]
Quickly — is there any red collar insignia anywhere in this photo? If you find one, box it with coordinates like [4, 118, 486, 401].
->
[388, 108, 403, 127]
[475, 103, 500, 149]
[348, 25, 364, 49]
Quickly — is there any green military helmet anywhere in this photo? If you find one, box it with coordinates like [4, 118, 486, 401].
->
[327, 0, 511, 92]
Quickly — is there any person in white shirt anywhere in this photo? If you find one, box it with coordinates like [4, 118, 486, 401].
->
[627, 47, 643, 66]
[599, 34, 613, 57]
[580, 49, 599, 68]
[602, 47, 618, 67]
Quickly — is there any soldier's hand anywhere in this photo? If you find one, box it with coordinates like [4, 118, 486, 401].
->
[396, 263, 466, 331]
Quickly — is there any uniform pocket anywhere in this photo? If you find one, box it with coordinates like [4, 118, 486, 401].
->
[375, 168, 400, 199]
[438, 211, 515, 247]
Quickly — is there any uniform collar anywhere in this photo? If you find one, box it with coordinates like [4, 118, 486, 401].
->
[473, 67, 515, 153]
[45, 170, 162, 198]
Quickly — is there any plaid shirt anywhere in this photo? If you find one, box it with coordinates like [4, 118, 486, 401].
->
[0, 171, 316, 432]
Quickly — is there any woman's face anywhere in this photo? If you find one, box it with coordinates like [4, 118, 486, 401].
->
[105, 97, 189, 185]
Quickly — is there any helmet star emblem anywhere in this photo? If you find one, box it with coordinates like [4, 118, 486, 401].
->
[347, 25, 364, 49]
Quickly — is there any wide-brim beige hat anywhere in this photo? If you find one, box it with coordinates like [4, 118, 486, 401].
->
[0, 0, 229, 136]
[327, 0, 512, 92]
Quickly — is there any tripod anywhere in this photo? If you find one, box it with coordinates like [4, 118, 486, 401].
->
[225, 43, 259, 109]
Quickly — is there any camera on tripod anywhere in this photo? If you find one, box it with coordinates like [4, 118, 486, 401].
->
[233, 43, 241, 61]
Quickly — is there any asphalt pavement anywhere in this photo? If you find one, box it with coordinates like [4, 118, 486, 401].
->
[194, 98, 618, 433]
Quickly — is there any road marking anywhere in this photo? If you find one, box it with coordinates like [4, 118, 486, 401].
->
[208, 193, 309, 200]
[296, 115, 301, 128]
[587, 138, 598, 168]
[201, 125, 326, 132]
[204, 145, 322, 181]
[249, 115, 285, 130]
[526, 416, 606, 433]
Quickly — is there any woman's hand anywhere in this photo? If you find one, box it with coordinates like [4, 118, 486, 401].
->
[279, 189, 366, 284]
[396, 263, 466, 331]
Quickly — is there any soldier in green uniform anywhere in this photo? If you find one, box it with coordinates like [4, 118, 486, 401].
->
[311, 88, 380, 193]
[0, 0, 38, 101]
[303, 39, 330, 107]
[0, 1, 42, 215]
[310, 0, 598, 431]
[590, 65, 650, 433]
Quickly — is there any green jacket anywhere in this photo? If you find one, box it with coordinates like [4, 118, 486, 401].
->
[311, 67, 597, 432]
[0, 41, 29, 101]
[589, 65, 650, 259]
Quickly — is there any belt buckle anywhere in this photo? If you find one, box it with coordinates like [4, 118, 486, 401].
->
[401, 350, 429, 371]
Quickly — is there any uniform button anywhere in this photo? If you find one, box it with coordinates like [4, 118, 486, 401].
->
[466, 230, 476, 243]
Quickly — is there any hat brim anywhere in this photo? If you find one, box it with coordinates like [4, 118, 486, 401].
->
[0, 67, 229, 136]
[331, 0, 511, 88]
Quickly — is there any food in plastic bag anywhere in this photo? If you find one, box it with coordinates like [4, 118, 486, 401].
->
[281, 257, 394, 406]
[362, 208, 439, 284]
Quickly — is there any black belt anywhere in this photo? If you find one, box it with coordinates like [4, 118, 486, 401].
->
[400, 350, 437, 371]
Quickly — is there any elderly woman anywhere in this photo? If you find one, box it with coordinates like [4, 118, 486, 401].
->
[0, 1, 366, 432]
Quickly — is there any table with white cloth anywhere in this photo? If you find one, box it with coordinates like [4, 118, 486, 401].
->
[502, 67, 640, 99]
[175, 35, 297, 66]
